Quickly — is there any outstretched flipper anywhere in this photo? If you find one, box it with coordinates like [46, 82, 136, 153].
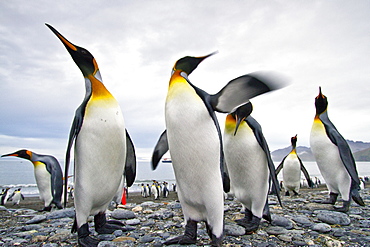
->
[275, 158, 285, 176]
[211, 72, 286, 113]
[124, 130, 136, 187]
[151, 130, 169, 170]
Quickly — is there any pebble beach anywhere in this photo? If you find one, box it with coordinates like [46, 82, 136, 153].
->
[0, 185, 369, 247]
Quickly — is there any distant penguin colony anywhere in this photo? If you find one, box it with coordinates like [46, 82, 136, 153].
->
[152, 53, 284, 246]
[310, 87, 365, 212]
[45, 24, 136, 247]
[1, 149, 63, 211]
[276, 135, 313, 196]
[224, 102, 281, 233]
[1, 22, 369, 247]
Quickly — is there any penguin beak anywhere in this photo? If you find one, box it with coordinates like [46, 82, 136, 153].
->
[233, 115, 245, 136]
[316, 86, 325, 99]
[196, 51, 218, 61]
[1, 153, 18, 157]
[45, 23, 78, 52]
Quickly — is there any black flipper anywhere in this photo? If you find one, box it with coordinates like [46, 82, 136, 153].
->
[124, 130, 136, 187]
[275, 157, 286, 176]
[298, 156, 314, 188]
[64, 101, 89, 207]
[262, 199, 272, 222]
[211, 72, 286, 113]
[319, 112, 361, 190]
[222, 161, 231, 193]
[245, 116, 282, 207]
[151, 130, 169, 170]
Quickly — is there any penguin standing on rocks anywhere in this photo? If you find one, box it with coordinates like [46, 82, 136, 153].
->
[9, 188, 25, 205]
[224, 102, 282, 233]
[152, 53, 284, 245]
[276, 135, 313, 196]
[2, 149, 63, 211]
[46, 24, 136, 246]
[310, 87, 365, 212]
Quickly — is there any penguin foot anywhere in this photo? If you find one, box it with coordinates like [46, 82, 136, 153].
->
[55, 203, 63, 209]
[77, 223, 99, 247]
[321, 192, 338, 205]
[78, 235, 100, 247]
[39, 206, 52, 212]
[164, 235, 197, 245]
[334, 200, 350, 213]
[236, 215, 261, 234]
[94, 213, 125, 234]
[205, 223, 223, 247]
[164, 219, 197, 245]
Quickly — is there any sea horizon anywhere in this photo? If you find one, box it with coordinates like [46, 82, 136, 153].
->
[1, 160, 369, 197]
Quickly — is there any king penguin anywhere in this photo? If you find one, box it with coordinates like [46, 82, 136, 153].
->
[224, 102, 282, 233]
[310, 87, 364, 212]
[152, 53, 284, 246]
[45, 24, 136, 247]
[9, 188, 25, 205]
[2, 149, 63, 211]
[276, 135, 313, 196]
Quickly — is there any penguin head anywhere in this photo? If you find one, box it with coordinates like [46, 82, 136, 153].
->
[173, 51, 217, 75]
[291, 135, 297, 149]
[232, 102, 253, 135]
[1, 149, 32, 160]
[315, 87, 328, 115]
[46, 24, 98, 78]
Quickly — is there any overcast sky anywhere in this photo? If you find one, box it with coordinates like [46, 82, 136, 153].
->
[1, 0, 369, 163]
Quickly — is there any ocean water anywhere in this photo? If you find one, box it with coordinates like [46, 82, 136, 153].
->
[0, 159, 176, 196]
[0, 159, 369, 197]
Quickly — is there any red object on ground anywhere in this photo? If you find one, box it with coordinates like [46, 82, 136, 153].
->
[121, 189, 126, 205]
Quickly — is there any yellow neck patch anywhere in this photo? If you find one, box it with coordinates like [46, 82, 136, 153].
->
[169, 70, 188, 88]
[225, 114, 237, 134]
[87, 74, 114, 101]
[32, 161, 45, 168]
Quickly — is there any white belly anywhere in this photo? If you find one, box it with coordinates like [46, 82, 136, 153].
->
[282, 154, 301, 192]
[165, 84, 223, 237]
[310, 119, 351, 200]
[224, 123, 269, 218]
[74, 100, 126, 224]
[34, 163, 52, 207]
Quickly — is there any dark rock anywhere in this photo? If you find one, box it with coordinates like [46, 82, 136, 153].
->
[311, 223, 331, 233]
[225, 223, 245, 236]
[26, 215, 47, 224]
[265, 226, 288, 235]
[111, 209, 136, 219]
[291, 215, 313, 227]
[139, 235, 155, 243]
[315, 210, 351, 225]
[271, 215, 294, 229]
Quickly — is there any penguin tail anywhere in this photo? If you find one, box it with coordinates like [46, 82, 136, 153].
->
[71, 218, 78, 233]
[351, 189, 365, 206]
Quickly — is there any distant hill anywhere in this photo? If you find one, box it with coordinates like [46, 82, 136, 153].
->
[271, 140, 370, 162]
[354, 147, 370, 161]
